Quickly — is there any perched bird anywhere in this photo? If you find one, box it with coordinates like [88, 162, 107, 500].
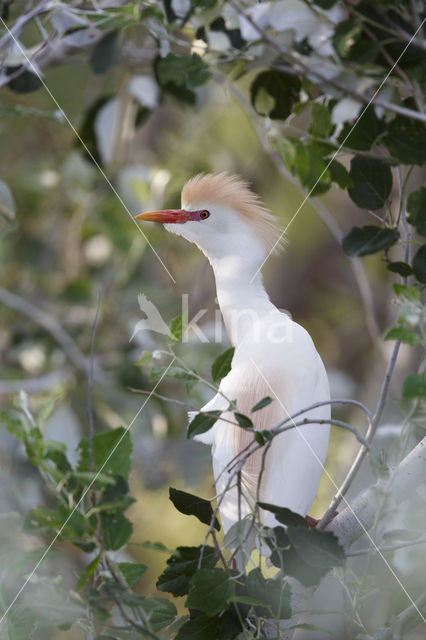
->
[136, 173, 330, 540]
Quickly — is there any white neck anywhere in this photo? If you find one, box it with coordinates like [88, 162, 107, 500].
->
[210, 255, 276, 345]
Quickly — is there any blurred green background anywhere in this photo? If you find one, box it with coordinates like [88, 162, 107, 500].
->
[0, 51, 416, 615]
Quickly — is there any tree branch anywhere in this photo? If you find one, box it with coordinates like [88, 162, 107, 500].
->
[328, 435, 426, 548]
[0, 285, 108, 383]
[228, 0, 426, 123]
[318, 337, 401, 529]
[0, 370, 71, 394]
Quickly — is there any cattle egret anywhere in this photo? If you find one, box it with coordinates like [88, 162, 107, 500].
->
[136, 173, 330, 540]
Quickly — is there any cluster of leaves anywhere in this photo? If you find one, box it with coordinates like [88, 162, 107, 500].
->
[150, 486, 345, 639]
[0, 329, 347, 639]
[0, 397, 175, 639]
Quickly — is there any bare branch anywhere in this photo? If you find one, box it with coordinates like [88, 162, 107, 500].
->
[0, 286, 108, 383]
[328, 435, 426, 548]
[0, 370, 71, 394]
[318, 338, 401, 529]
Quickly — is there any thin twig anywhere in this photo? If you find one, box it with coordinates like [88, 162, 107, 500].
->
[318, 339, 401, 529]
[0, 370, 71, 394]
[87, 291, 102, 475]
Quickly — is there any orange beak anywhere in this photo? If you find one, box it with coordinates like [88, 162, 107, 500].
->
[135, 209, 193, 224]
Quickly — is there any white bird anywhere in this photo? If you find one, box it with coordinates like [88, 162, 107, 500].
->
[136, 173, 330, 540]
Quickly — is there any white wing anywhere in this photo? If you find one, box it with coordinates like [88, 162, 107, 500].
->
[210, 316, 330, 534]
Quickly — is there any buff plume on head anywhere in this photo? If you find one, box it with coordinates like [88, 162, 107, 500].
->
[181, 172, 283, 253]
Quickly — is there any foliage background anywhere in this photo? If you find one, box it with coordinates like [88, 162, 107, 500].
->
[1, 0, 426, 638]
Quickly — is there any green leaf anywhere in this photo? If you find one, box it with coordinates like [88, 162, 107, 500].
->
[150, 365, 197, 381]
[272, 136, 300, 171]
[255, 432, 266, 445]
[412, 245, 426, 284]
[24, 505, 89, 541]
[393, 284, 421, 302]
[384, 327, 420, 345]
[139, 597, 177, 631]
[191, 0, 217, 7]
[117, 562, 147, 587]
[134, 350, 153, 367]
[245, 568, 292, 619]
[186, 569, 234, 616]
[72, 471, 116, 488]
[168, 313, 185, 343]
[342, 225, 399, 257]
[77, 555, 101, 591]
[7, 68, 42, 93]
[156, 53, 209, 89]
[97, 475, 135, 513]
[229, 594, 265, 606]
[337, 106, 385, 151]
[383, 113, 426, 165]
[293, 143, 331, 195]
[402, 374, 426, 398]
[329, 160, 351, 189]
[309, 103, 333, 138]
[251, 396, 273, 412]
[250, 71, 301, 120]
[187, 410, 221, 440]
[332, 18, 362, 58]
[287, 527, 345, 570]
[90, 30, 119, 74]
[313, 0, 337, 7]
[78, 427, 132, 478]
[407, 187, 426, 236]
[234, 412, 253, 429]
[175, 614, 221, 640]
[267, 527, 330, 587]
[100, 512, 133, 550]
[254, 87, 276, 117]
[157, 545, 217, 596]
[169, 487, 220, 530]
[387, 261, 413, 277]
[211, 347, 234, 382]
[0, 409, 25, 441]
[348, 157, 392, 210]
[258, 503, 308, 528]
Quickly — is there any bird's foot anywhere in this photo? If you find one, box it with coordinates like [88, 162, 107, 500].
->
[305, 515, 319, 528]
[305, 511, 339, 528]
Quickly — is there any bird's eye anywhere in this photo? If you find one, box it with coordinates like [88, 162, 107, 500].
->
[200, 210, 210, 220]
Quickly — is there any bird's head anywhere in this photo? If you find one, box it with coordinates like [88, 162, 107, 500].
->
[135, 173, 283, 268]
